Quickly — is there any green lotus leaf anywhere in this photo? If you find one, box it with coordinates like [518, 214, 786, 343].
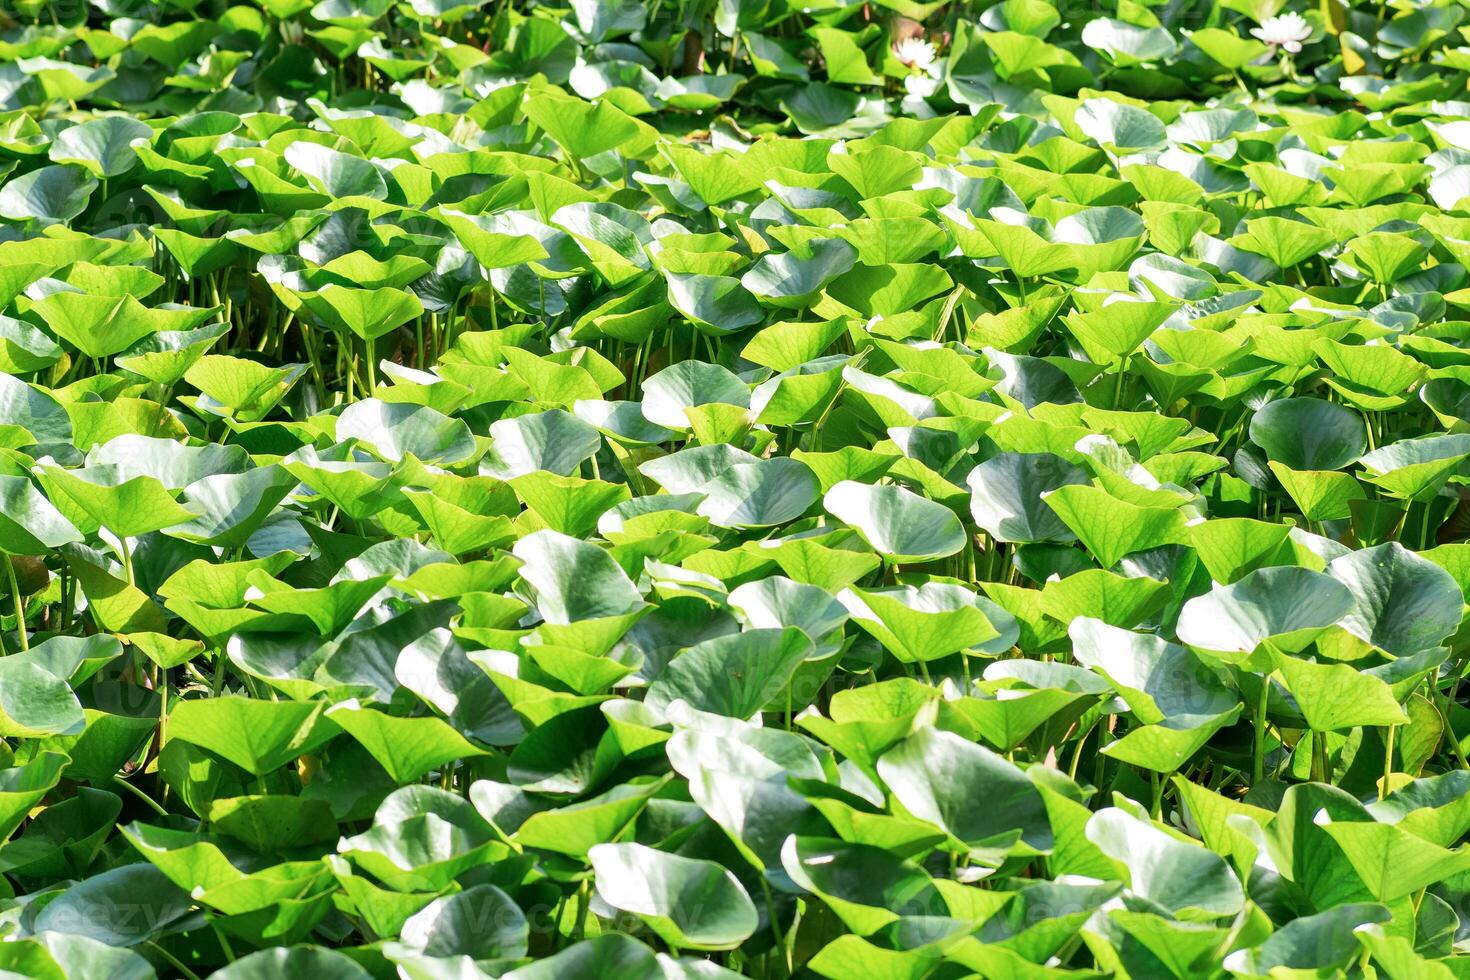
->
[696, 456, 819, 529]
[281, 444, 401, 521]
[646, 627, 813, 719]
[1229, 216, 1337, 269]
[327, 701, 489, 782]
[823, 480, 966, 563]
[1070, 617, 1239, 769]
[1224, 904, 1392, 977]
[781, 836, 946, 936]
[1039, 569, 1170, 629]
[499, 780, 660, 857]
[0, 752, 69, 840]
[588, 842, 758, 950]
[1060, 298, 1174, 366]
[552, 201, 652, 285]
[395, 883, 529, 960]
[37, 466, 197, 539]
[338, 398, 476, 465]
[1325, 542, 1464, 656]
[639, 444, 760, 494]
[1081, 18, 1178, 64]
[32, 864, 193, 946]
[498, 934, 667, 980]
[1250, 397, 1367, 471]
[666, 272, 764, 334]
[1075, 99, 1167, 151]
[1042, 484, 1186, 569]
[1268, 647, 1410, 731]
[876, 727, 1052, 858]
[1187, 27, 1269, 69]
[641, 359, 749, 431]
[183, 355, 307, 423]
[825, 262, 952, 318]
[7, 2, 1470, 970]
[337, 785, 499, 891]
[168, 695, 338, 775]
[211, 947, 373, 980]
[402, 481, 517, 555]
[1359, 434, 1470, 500]
[523, 91, 641, 160]
[573, 399, 678, 446]
[86, 434, 248, 490]
[660, 143, 761, 206]
[727, 575, 847, 642]
[0, 313, 62, 373]
[1268, 463, 1367, 523]
[967, 452, 1089, 543]
[0, 165, 96, 223]
[48, 116, 153, 178]
[434, 208, 551, 270]
[1176, 566, 1356, 655]
[512, 529, 643, 624]
[840, 583, 999, 662]
[0, 653, 84, 738]
[0, 474, 81, 555]
[481, 409, 601, 480]
[750, 356, 849, 428]
[169, 464, 298, 548]
[656, 73, 746, 110]
[301, 285, 422, 342]
[1186, 517, 1293, 585]
[5, 933, 156, 980]
[284, 141, 387, 199]
[1318, 820, 1470, 904]
[1086, 806, 1244, 917]
[114, 321, 230, 386]
[742, 238, 857, 309]
[32, 292, 219, 359]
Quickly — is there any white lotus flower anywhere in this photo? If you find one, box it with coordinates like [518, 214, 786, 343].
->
[893, 37, 937, 70]
[904, 73, 940, 99]
[1250, 12, 1312, 54]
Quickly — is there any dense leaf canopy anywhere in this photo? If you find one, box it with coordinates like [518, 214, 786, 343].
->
[2, 0, 1470, 976]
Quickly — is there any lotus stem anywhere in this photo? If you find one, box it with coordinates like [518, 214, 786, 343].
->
[1253, 676, 1270, 785]
[1382, 723, 1396, 795]
[4, 557, 27, 652]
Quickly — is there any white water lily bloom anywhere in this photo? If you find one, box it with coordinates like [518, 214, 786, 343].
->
[1250, 12, 1312, 53]
[893, 36, 937, 69]
[904, 72, 941, 99]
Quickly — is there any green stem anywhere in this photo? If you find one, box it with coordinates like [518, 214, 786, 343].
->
[146, 942, 203, 980]
[345, 342, 355, 402]
[756, 872, 789, 976]
[113, 775, 169, 817]
[58, 567, 72, 633]
[1382, 723, 1396, 795]
[4, 557, 26, 652]
[1252, 675, 1270, 785]
[1437, 680, 1470, 770]
[118, 534, 135, 589]
[210, 922, 237, 963]
[1092, 724, 1110, 800]
[1312, 730, 1329, 783]
[365, 335, 377, 396]
[1068, 718, 1097, 781]
[573, 879, 591, 940]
